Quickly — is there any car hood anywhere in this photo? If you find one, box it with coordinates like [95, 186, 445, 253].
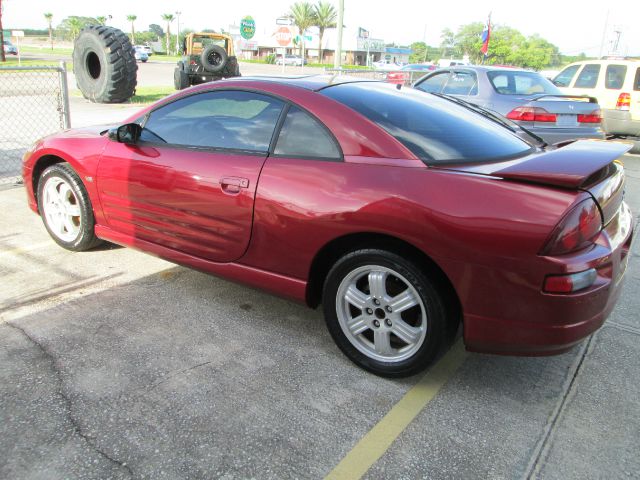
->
[50, 124, 115, 140]
[439, 140, 631, 189]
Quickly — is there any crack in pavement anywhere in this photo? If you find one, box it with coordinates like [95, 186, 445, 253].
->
[522, 335, 595, 480]
[4, 320, 135, 478]
[146, 360, 214, 392]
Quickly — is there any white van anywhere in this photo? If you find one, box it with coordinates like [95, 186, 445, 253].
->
[553, 59, 640, 147]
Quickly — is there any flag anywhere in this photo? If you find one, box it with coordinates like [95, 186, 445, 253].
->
[480, 14, 491, 56]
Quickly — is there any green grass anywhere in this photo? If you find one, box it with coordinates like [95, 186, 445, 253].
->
[19, 45, 73, 56]
[129, 85, 175, 103]
[0, 57, 73, 70]
[70, 85, 174, 104]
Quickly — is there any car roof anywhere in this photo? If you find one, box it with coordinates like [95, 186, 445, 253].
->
[437, 65, 535, 74]
[562, 59, 640, 66]
[224, 74, 378, 91]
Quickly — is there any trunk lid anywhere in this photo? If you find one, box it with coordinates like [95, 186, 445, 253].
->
[440, 139, 631, 224]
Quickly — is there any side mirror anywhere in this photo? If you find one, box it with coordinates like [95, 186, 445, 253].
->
[108, 123, 142, 144]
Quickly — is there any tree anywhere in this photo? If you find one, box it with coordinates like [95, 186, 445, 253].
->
[439, 28, 455, 58]
[287, 2, 316, 58]
[56, 16, 98, 41]
[161, 14, 175, 54]
[313, 1, 336, 63]
[127, 15, 137, 43]
[149, 23, 164, 40]
[96, 16, 107, 26]
[44, 12, 54, 50]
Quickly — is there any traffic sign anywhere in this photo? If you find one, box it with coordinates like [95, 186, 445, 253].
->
[240, 16, 256, 40]
[274, 26, 292, 47]
[11, 30, 25, 37]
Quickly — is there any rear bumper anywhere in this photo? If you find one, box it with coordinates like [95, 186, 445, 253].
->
[602, 109, 640, 137]
[463, 202, 634, 355]
[530, 126, 605, 145]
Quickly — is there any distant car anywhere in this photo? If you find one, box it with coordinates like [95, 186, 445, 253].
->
[386, 63, 437, 85]
[553, 59, 640, 151]
[373, 61, 402, 71]
[134, 47, 148, 63]
[414, 66, 605, 145]
[3, 40, 18, 56]
[275, 55, 306, 66]
[437, 59, 469, 68]
[134, 44, 153, 56]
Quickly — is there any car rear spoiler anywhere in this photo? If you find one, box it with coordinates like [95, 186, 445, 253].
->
[530, 94, 598, 103]
[492, 140, 631, 189]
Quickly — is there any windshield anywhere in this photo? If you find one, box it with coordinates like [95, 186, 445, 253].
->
[321, 82, 533, 164]
[487, 71, 561, 96]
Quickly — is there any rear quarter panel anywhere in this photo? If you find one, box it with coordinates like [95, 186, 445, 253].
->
[241, 158, 583, 321]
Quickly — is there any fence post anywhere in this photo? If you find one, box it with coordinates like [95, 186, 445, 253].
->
[58, 61, 71, 129]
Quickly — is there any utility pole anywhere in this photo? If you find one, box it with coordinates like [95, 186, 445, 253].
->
[0, 0, 5, 63]
[175, 11, 182, 55]
[334, 0, 343, 68]
[598, 9, 609, 59]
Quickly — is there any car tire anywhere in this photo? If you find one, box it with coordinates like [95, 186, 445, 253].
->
[200, 44, 228, 74]
[323, 249, 447, 377]
[72, 25, 137, 103]
[37, 163, 103, 251]
[174, 66, 189, 90]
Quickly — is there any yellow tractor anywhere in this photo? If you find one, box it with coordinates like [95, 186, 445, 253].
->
[174, 32, 241, 90]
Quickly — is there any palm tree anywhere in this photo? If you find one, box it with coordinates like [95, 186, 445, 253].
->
[44, 12, 54, 50]
[96, 16, 107, 26]
[161, 14, 175, 54]
[313, 1, 336, 64]
[127, 15, 137, 43]
[287, 2, 315, 59]
[67, 17, 83, 41]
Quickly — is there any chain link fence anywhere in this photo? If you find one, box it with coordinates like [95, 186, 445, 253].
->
[0, 63, 70, 186]
[324, 68, 431, 87]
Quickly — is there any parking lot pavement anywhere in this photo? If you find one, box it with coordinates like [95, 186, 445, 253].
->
[0, 156, 638, 479]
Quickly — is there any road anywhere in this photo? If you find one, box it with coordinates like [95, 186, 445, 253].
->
[0, 149, 638, 478]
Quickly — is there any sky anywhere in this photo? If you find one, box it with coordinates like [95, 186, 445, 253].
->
[3, 0, 639, 56]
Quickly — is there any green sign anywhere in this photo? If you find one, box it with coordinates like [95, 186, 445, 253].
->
[240, 16, 256, 40]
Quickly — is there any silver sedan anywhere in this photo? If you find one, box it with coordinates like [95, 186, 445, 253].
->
[413, 66, 605, 145]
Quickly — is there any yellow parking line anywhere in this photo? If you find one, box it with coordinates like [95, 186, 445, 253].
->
[325, 340, 468, 480]
[0, 241, 54, 257]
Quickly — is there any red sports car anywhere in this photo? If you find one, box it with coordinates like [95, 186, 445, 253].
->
[22, 76, 634, 377]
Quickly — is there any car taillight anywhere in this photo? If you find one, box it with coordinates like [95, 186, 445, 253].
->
[616, 93, 631, 111]
[543, 269, 597, 294]
[577, 109, 601, 123]
[506, 107, 557, 123]
[540, 198, 602, 256]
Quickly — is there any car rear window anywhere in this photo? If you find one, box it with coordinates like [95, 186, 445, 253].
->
[574, 64, 601, 88]
[634, 68, 640, 91]
[443, 71, 478, 95]
[605, 65, 627, 89]
[321, 82, 533, 164]
[487, 71, 560, 95]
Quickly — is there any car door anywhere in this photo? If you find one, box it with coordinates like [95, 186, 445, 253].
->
[97, 89, 285, 263]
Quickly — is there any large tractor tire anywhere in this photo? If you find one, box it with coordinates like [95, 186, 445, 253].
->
[73, 25, 137, 103]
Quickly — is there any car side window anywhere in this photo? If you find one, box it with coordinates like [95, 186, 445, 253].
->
[574, 64, 601, 89]
[605, 65, 627, 90]
[634, 68, 640, 91]
[141, 90, 284, 152]
[415, 72, 449, 93]
[553, 65, 580, 87]
[442, 71, 478, 96]
[273, 106, 341, 159]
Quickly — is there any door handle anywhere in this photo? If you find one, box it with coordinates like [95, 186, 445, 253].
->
[220, 176, 249, 194]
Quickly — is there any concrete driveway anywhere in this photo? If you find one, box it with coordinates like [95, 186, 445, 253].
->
[1, 154, 639, 479]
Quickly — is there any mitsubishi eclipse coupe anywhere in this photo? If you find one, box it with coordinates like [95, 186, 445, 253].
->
[22, 76, 634, 377]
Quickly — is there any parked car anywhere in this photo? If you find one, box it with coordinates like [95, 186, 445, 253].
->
[134, 47, 148, 63]
[414, 66, 605, 145]
[3, 40, 18, 55]
[275, 55, 306, 66]
[437, 59, 469, 68]
[373, 60, 402, 71]
[22, 76, 634, 377]
[386, 63, 437, 85]
[553, 59, 640, 152]
[134, 44, 153, 56]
